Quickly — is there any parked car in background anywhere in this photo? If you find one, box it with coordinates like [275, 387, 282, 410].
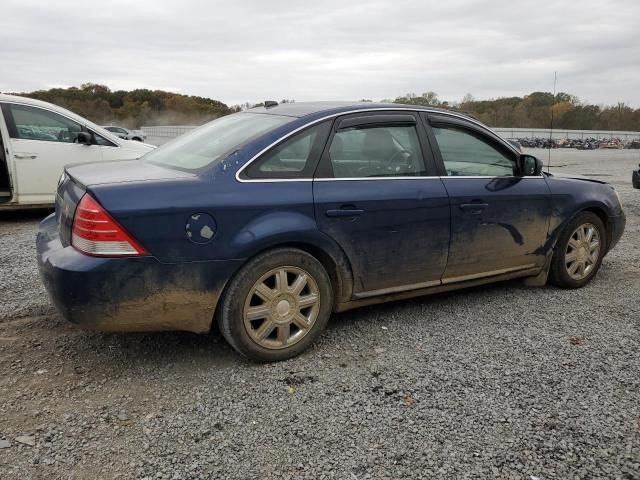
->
[599, 140, 623, 149]
[103, 126, 147, 142]
[0, 94, 155, 209]
[37, 102, 625, 362]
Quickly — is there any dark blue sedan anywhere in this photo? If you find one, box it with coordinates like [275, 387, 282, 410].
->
[37, 102, 626, 361]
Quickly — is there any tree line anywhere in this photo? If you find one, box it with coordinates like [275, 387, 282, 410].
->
[389, 91, 640, 131]
[11, 84, 640, 131]
[16, 83, 237, 128]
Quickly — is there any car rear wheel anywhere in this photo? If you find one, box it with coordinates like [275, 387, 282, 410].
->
[217, 248, 333, 362]
[549, 212, 606, 288]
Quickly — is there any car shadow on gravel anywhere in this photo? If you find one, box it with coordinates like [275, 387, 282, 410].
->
[1, 312, 243, 376]
[83, 280, 534, 367]
[327, 278, 530, 331]
[74, 327, 241, 370]
[0, 208, 52, 223]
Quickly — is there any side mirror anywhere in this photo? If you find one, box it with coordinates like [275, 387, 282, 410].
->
[520, 154, 543, 176]
[76, 131, 93, 145]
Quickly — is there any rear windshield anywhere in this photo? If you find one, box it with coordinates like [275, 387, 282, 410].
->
[144, 112, 293, 171]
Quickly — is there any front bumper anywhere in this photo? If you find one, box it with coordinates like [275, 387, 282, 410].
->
[36, 214, 243, 333]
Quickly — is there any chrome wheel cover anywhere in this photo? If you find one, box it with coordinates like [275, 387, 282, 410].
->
[243, 266, 321, 350]
[565, 223, 601, 281]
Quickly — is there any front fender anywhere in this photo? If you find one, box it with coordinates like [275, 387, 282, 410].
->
[545, 175, 622, 252]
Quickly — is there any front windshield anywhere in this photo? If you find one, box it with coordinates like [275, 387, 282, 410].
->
[145, 112, 293, 170]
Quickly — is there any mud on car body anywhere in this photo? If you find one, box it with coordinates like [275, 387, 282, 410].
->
[37, 102, 626, 362]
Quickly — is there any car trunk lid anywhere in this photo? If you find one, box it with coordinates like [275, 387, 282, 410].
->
[56, 159, 194, 246]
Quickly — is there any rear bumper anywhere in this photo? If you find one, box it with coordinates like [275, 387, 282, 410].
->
[608, 211, 625, 251]
[36, 214, 243, 333]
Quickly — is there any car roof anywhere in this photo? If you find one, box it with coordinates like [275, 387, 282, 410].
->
[0, 93, 84, 117]
[247, 101, 460, 118]
[245, 101, 520, 157]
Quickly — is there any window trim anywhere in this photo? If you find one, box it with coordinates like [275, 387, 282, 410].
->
[315, 111, 436, 180]
[241, 120, 331, 180]
[234, 107, 523, 183]
[423, 113, 522, 178]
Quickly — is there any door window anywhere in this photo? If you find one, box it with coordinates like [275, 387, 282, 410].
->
[8, 104, 83, 143]
[245, 121, 330, 179]
[328, 124, 426, 178]
[432, 126, 515, 177]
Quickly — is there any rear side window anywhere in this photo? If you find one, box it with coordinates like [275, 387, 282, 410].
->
[6, 104, 82, 143]
[244, 121, 331, 179]
[328, 124, 426, 178]
[432, 126, 515, 177]
[145, 112, 293, 171]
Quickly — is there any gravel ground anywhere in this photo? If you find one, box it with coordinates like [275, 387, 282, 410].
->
[0, 149, 639, 479]
[0, 209, 52, 321]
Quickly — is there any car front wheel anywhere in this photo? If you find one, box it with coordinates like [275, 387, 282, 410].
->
[217, 248, 333, 362]
[550, 212, 606, 288]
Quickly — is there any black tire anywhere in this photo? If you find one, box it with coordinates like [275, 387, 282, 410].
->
[217, 248, 333, 362]
[632, 169, 640, 189]
[549, 211, 607, 289]
[132, 137, 142, 142]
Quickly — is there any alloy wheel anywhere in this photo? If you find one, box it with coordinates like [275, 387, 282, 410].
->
[565, 223, 601, 280]
[243, 266, 321, 349]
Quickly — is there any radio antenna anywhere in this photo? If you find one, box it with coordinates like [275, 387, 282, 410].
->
[547, 71, 557, 172]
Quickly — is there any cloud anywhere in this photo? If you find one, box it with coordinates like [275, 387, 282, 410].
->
[1, 0, 639, 106]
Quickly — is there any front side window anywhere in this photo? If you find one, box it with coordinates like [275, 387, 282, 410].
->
[8, 104, 82, 143]
[245, 121, 330, 178]
[145, 112, 293, 171]
[432, 126, 515, 177]
[328, 124, 426, 178]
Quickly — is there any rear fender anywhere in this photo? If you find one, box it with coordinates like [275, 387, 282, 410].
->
[230, 211, 354, 304]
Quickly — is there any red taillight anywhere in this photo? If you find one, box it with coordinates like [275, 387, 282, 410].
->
[72, 194, 149, 257]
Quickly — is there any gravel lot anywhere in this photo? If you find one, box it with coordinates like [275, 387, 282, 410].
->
[1, 149, 639, 479]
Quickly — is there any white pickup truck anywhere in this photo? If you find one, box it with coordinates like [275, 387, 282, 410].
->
[0, 94, 154, 209]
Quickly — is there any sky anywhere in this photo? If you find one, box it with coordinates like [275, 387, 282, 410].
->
[1, 0, 639, 107]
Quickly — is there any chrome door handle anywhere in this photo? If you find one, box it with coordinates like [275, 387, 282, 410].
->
[14, 153, 38, 159]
